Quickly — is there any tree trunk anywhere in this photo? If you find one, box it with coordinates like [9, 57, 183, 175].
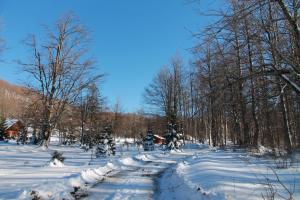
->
[279, 84, 293, 154]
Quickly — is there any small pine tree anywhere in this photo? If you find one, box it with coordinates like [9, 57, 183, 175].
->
[95, 125, 116, 157]
[0, 115, 6, 141]
[17, 128, 27, 144]
[51, 150, 65, 163]
[164, 123, 183, 150]
[30, 128, 38, 144]
[143, 128, 154, 151]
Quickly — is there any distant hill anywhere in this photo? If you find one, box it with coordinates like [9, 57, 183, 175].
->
[0, 79, 154, 138]
[0, 79, 29, 118]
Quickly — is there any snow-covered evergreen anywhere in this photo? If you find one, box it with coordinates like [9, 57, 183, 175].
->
[30, 129, 38, 144]
[164, 123, 183, 150]
[17, 128, 27, 145]
[143, 128, 154, 151]
[95, 125, 116, 157]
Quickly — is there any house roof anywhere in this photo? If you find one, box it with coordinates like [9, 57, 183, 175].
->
[154, 134, 165, 140]
[4, 119, 22, 130]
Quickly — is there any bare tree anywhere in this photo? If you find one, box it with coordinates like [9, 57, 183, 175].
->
[74, 82, 105, 148]
[144, 55, 185, 130]
[20, 14, 102, 147]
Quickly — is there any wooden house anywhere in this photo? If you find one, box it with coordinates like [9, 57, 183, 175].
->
[153, 134, 165, 145]
[4, 119, 24, 138]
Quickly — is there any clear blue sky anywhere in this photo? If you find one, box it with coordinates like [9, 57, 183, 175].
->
[0, 0, 220, 112]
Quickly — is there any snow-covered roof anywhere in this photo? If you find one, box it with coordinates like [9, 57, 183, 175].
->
[4, 119, 21, 130]
[154, 134, 165, 140]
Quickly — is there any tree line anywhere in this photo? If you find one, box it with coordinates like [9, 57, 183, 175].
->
[0, 1, 299, 153]
[144, 0, 300, 154]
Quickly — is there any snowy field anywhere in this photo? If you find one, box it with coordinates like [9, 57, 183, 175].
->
[0, 141, 299, 200]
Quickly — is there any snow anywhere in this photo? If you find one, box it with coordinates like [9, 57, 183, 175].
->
[49, 158, 65, 167]
[0, 141, 299, 200]
[4, 118, 20, 129]
[156, 146, 300, 200]
[119, 157, 140, 166]
[153, 134, 165, 139]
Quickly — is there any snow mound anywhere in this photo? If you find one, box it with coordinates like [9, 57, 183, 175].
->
[119, 157, 141, 166]
[175, 161, 219, 199]
[78, 162, 118, 184]
[135, 154, 150, 161]
[49, 158, 65, 167]
[19, 181, 73, 200]
[170, 149, 182, 154]
[176, 161, 188, 174]
[20, 162, 119, 200]
[135, 154, 157, 162]
[144, 154, 157, 160]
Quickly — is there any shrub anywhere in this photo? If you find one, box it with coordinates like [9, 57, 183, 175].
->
[51, 150, 65, 163]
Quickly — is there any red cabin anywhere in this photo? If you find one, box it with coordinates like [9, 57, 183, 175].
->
[5, 119, 24, 138]
[153, 134, 165, 145]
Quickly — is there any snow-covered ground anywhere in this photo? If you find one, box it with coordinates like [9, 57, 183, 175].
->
[157, 146, 300, 200]
[0, 141, 299, 200]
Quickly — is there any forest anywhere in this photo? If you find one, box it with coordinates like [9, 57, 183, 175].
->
[144, 0, 300, 154]
[0, 0, 299, 154]
[0, 1, 299, 199]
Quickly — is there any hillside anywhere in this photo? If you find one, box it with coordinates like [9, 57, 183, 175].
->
[0, 79, 152, 138]
[0, 79, 29, 118]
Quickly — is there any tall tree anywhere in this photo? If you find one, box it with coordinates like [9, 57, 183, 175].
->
[20, 14, 102, 147]
[188, 0, 300, 153]
[79, 83, 104, 148]
[144, 55, 185, 130]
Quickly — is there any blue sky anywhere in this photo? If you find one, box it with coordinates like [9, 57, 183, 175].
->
[0, 0, 219, 112]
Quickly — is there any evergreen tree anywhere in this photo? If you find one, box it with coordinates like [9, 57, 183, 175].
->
[0, 115, 6, 141]
[164, 123, 183, 150]
[30, 128, 38, 144]
[17, 128, 27, 145]
[80, 83, 104, 149]
[143, 128, 154, 151]
[95, 125, 116, 157]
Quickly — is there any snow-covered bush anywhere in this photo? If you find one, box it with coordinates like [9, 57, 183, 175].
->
[51, 151, 65, 162]
[49, 151, 65, 167]
[30, 190, 42, 200]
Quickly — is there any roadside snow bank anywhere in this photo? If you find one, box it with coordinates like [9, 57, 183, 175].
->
[135, 154, 159, 162]
[119, 156, 143, 166]
[157, 160, 223, 200]
[72, 162, 119, 185]
[168, 149, 300, 200]
[175, 161, 221, 199]
[135, 154, 151, 161]
[19, 162, 119, 200]
[19, 182, 73, 200]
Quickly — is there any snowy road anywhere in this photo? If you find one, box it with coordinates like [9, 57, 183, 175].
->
[1, 142, 299, 200]
[85, 154, 189, 200]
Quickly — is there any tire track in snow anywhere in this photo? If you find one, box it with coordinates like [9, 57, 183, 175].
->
[83, 155, 185, 200]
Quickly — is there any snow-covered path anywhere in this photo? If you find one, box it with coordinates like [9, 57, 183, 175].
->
[0, 142, 299, 200]
[85, 153, 191, 200]
[0, 141, 194, 200]
[85, 162, 168, 199]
